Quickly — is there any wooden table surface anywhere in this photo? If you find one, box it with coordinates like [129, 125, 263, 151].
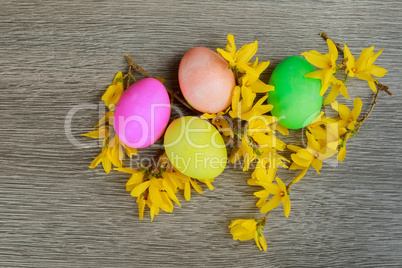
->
[1, 0, 401, 267]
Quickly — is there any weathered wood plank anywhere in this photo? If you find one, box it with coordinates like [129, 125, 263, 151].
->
[0, 0, 401, 267]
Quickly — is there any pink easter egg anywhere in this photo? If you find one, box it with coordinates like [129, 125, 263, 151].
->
[114, 78, 170, 148]
[179, 47, 235, 113]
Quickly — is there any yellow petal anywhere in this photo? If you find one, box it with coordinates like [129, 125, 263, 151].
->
[335, 102, 352, 121]
[291, 168, 309, 184]
[338, 145, 347, 162]
[368, 81, 377, 92]
[198, 179, 214, 191]
[369, 65, 388, 78]
[235, 41, 258, 64]
[230, 86, 241, 117]
[241, 85, 256, 108]
[253, 60, 270, 76]
[287, 144, 303, 152]
[311, 159, 322, 174]
[261, 182, 281, 195]
[291, 153, 311, 167]
[94, 110, 113, 128]
[200, 113, 216, 120]
[114, 167, 139, 173]
[82, 126, 108, 139]
[327, 39, 338, 63]
[184, 181, 191, 201]
[131, 181, 151, 197]
[258, 234, 268, 252]
[126, 172, 145, 191]
[282, 195, 291, 218]
[343, 43, 356, 76]
[304, 69, 325, 80]
[124, 145, 137, 158]
[339, 83, 349, 100]
[102, 155, 111, 174]
[137, 196, 145, 220]
[163, 179, 181, 207]
[155, 77, 165, 84]
[275, 123, 289, 136]
[149, 184, 163, 207]
[323, 85, 340, 106]
[110, 141, 122, 168]
[352, 98, 362, 120]
[355, 72, 376, 82]
[158, 192, 174, 213]
[190, 179, 203, 194]
[289, 162, 306, 170]
[250, 79, 274, 93]
[217, 48, 235, 66]
[260, 195, 282, 213]
[306, 132, 321, 152]
[254, 232, 262, 251]
[297, 149, 315, 161]
[301, 51, 330, 69]
[368, 48, 384, 66]
[275, 177, 286, 192]
[226, 34, 236, 58]
[228, 219, 242, 228]
[355, 46, 374, 71]
[89, 150, 105, 169]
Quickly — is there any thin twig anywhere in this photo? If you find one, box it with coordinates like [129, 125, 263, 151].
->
[354, 87, 380, 134]
[125, 54, 199, 112]
[319, 32, 344, 54]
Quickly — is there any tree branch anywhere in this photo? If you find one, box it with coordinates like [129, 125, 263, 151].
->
[125, 54, 199, 113]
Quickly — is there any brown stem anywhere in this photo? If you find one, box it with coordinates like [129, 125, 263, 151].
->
[319, 32, 344, 54]
[354, 87, 380, 134]
[125, 54, 199, 113]
[377, 82, 392, 96]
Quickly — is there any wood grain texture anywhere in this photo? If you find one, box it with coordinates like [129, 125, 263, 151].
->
[0, 0, 401, 267]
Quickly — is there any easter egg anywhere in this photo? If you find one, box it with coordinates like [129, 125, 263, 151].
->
[178, 47, 236, 113]
[164, 116, 227, 180]
[268, 56, 322, 129]
[114, 78, 170, 148]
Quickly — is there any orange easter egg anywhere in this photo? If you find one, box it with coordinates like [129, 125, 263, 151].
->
[178, 47, 235, 113]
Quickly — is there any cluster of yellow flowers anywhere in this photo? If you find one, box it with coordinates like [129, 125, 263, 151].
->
[217, 34, 388, 252]
[302, 37, 387, 104]
[116, 155, 214, 221]
[82, 33, 389, 253]
[82, 72, 137, 173]
[83, 72, 214, 221]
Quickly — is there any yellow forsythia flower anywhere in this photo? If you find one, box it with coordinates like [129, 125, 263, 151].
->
[323, 76, 350, 105]
[240, 59, 274, 94]
[228, 219, 267, 252]
[302, 39, 338, 95]
[331, 98, 362, 131]
[330, 98, 363, 162]
[288, 131, 337, 175]
[101, 72, 124, 108]
[343, 44, 388, 92]
[257, 177, 291, 218]
[217, 34, 258, 75]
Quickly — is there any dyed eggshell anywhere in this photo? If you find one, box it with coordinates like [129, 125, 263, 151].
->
[179, 47, 235, 113]
[114, 78, 170, 148]
[268, 56, 322, 129]
[164, 116, 227, 180]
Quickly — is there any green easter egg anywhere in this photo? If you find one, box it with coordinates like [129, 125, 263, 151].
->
[268, 56, 322, 129]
